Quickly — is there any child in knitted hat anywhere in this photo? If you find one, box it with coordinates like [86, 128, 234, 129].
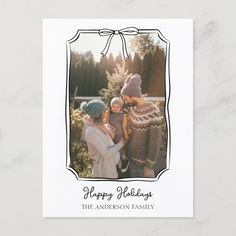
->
[103, 97, 129, 173]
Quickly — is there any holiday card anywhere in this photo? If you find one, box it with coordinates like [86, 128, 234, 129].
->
[43, 19, 193, 217]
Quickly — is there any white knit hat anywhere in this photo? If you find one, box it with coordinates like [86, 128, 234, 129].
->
[110, 97, 123, 107]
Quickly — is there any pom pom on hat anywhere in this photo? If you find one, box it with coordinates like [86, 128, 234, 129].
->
[80, 100, 106, 118]
[121, 74, 142, 97]
[80, 101, 89, 113]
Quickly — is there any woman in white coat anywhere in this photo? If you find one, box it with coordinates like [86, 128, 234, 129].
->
[80, 100, 125, 178]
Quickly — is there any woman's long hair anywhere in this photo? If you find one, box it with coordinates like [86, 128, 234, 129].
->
[92, 113, 103, 125]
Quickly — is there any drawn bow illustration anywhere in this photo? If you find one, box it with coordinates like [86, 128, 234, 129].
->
[99, 27, 139, 60]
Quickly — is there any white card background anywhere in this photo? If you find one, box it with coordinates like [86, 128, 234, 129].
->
[43, 19, 193, 217]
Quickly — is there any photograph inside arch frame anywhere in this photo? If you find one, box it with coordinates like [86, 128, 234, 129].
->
[68, 32, 168, 179]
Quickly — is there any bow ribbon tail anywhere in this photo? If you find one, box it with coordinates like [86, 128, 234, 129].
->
[100, 34, 114, 57]
[119, 34, 129, 60]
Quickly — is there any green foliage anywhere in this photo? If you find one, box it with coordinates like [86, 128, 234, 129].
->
[129, 35, 155, 58]
[69, 107, 93, 178]
[69, 50, 107, 97]
[99, 62, 131, 106]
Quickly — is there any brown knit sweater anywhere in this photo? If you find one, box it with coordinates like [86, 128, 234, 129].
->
[126, 102, 163, 170]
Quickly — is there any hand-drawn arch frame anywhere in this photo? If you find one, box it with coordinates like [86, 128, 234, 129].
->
[65, 27, 171, 182]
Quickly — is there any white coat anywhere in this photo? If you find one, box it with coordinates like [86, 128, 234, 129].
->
[85, 126, 122, 178]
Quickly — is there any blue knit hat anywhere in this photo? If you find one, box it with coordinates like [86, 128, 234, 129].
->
[80, 100, 106, 118]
